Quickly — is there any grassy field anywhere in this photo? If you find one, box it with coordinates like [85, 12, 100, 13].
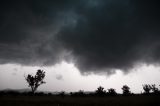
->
[0, 95, 160, 106]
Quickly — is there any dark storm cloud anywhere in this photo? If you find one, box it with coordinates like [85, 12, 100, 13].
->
[0, 0, 160, 74]
[0, 0, 72, 65]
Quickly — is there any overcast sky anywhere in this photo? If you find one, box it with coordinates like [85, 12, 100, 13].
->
[0, 0, 160, 93]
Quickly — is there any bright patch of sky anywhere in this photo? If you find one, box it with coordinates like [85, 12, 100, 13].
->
[0, 62, 160, 93]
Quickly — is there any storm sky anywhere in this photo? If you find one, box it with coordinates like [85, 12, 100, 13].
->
[0, 0, 160, 92]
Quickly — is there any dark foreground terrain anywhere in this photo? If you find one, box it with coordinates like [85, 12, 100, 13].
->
[0, 95, 160, 106]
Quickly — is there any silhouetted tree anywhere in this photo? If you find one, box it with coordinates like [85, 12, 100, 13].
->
[59, 91, 65, 98]
[95, 86, 106, 96]
[108, 88, 117, 96]
[143, 84, 152, 94]
[70, 90, 85, 97]
[122, 85, 131, 95]
[151, 84, 159, 94]
[77, 90, 85, 96]
[25, 69, 46, 94]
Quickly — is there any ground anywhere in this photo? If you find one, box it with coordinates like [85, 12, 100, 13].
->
[0, 95, 160, 106]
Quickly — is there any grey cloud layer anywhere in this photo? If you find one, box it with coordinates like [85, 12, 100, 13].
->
[0, 0, 160, 74]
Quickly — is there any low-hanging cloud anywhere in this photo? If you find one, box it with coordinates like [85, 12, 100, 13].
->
[56, 74, 63, 80]
[0, 0, 160, 74]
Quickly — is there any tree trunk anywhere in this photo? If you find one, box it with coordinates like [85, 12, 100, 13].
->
[31, 86, 35, 94]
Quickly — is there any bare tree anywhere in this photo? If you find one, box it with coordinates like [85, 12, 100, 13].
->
[25, 69, 46, 94]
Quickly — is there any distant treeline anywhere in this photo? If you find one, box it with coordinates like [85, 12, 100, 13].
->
[1, 84, 160, 97]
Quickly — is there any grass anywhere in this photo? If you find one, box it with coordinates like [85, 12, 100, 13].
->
[0, 95, 160, 106]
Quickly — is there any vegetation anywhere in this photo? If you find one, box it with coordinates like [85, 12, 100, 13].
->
[95, 86, 106, 96]
[143, 84, 152, 94]
[25, 69, 46, 94]
[107, 88, 117, 96]
[151, 84, 159, 94]
[0, 83, 160, 106]
[122, 85, 131, 95]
